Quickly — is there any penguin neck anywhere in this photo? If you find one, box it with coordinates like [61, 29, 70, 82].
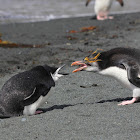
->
[51, 72, 63, 82]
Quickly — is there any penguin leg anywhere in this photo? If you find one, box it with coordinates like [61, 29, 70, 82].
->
[35, 110, 43, 114]
[107, 16, 114, 19]
[97, 15, 106, 20]
[118, 97, 138, 105]
[97, 12, 113, 20]
[97, 12, 106, 20]
[23, 85, 50, 115]
[104, 11, 114, 20]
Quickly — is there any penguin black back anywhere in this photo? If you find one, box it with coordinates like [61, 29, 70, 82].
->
[97, 47, 140, 70]
[0, 65, 64, 118]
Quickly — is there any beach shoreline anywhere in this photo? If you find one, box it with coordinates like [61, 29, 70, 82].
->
[0, 12, 140, 139]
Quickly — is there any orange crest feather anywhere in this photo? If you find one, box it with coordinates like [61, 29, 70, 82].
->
[84, 48, 103, 63]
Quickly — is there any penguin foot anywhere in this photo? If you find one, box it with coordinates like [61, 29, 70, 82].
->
[97, 15, 106, 20]
[108, 16, 114, 19]
[97, 15, 114, 20]
[35, 110, 43, 114]
[118, 97, 137, 105]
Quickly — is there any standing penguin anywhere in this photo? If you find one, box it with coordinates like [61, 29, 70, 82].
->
[0, 65, 67, 118]
[85, 0, 124, 20]
[71, 47, 140, 105]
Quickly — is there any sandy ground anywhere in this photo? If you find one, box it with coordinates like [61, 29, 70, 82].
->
[0, 12, 140, 139]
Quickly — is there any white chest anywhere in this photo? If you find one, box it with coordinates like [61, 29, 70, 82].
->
[99, 66, 136, 90]
[95, 0, 113, 13]
[23, 89, 52, 116]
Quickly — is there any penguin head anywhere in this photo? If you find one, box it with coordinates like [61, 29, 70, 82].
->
[44, 65, 68, 81]
[71, 49, 103, 73]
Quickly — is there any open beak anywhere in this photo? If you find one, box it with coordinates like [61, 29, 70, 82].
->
[71, 49, 102, 73]
[58, 64, 69, 75]
[71, 61, 87, 73]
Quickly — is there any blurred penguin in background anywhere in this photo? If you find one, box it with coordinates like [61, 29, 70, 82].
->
[86, 0, 124, 20]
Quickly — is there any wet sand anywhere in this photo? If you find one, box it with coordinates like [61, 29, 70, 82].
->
[0, 12, 140, 139]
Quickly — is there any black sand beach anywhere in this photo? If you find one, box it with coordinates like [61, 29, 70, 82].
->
[0, 12, 140, 139]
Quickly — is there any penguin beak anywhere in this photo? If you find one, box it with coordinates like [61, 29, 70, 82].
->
[71, 61, 88, 73]
[71, 49, 102, 73]
[116, 0, 124, 7]
[58, 64, 69, 75]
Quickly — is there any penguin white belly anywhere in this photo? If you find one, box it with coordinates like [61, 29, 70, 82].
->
[23, 96, 44, 115]
[94, 0, 113, 14]
[23, 90, 52, 115]
[99, 66, 136, 90]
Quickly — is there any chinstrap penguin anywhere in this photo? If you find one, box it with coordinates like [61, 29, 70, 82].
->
[0, 64, 68, 118]
[71, 47, 140, 105]
[85, 0, 124, 20]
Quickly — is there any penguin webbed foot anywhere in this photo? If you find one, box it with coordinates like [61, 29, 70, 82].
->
[108, 16, 114, 20]
[118, 97, 138, 105]
[97, 15, 106, 20]
[97, 15, 114, 20]
[35, 110, 44, 115]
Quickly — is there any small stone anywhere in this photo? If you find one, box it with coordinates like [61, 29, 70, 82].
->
[21, 118, 26, 122]
[66, 43, 71, 46]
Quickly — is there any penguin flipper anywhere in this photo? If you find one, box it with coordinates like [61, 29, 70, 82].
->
[117, 0, 124, 7]
[122, 61, 140, 88]
[85, 0, 91, 6]
[23, 84, 50, 106]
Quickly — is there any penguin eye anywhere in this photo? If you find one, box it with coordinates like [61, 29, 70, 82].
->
[87, 54, 92, 58]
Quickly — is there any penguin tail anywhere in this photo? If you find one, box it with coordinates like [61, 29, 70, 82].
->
[0, 105, 11, 119]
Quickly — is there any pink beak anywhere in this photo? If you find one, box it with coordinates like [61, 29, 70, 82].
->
[71, 61, 87, 73]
